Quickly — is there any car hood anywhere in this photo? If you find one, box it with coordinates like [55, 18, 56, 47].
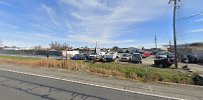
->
[121, 57, 130, 58]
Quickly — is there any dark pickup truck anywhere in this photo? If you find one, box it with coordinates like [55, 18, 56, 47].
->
[154, 58, 174, 68]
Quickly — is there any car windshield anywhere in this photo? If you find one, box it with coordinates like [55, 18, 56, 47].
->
[74, 54, 80, 56]
[133, 54, 140, 57]
[122, 54, 130, 57]
[157, 52, 166, 55]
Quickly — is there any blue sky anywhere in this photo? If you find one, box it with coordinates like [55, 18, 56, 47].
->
[0, 0, 203, 48]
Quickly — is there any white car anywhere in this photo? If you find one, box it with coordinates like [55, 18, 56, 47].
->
[102, 52, 117, 62]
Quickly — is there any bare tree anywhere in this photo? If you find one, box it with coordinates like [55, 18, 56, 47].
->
[61, 43, 69, 50]
[49, 41, 61, 50]
[49, 41, 71, 50]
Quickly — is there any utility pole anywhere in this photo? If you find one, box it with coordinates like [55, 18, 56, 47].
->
[155, 34, 157, 49]
[95, 40, 98, 58]
[96, 40, 98, 50]
[169, 0, 180, 69]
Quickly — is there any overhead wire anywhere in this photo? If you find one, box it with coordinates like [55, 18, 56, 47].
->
[177, 11, 203, 21]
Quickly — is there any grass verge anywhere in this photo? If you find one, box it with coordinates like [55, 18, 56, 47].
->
[0, 55, 195, 85]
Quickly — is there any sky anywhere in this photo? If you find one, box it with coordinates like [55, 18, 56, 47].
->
[0, 0, 203, 48]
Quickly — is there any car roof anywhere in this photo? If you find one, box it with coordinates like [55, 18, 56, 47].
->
[133, 53, 140, 54]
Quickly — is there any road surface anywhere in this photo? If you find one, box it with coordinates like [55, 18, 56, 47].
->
[0, 70, 175, 100]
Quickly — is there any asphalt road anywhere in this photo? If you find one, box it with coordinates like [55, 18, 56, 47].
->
[0, 70, 175, 100]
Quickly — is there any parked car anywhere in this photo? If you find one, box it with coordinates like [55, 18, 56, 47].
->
[82, 53, 89, 59]
[188, 55, 199, 63]
[143, 52, 151, 58]
[167, 53, 175, 63]
[94, 55, 104, 62]
[137, 51, 151, 58]
[180, 55, 188, 63]
[137, 51, 144, 58]
[120, 53, 131, 62]
[87, 54, 100, 60]
[156, 52, 167, 59]
[167, 53, 175, 58]
[154, 58, 174, 68]
[181, 54, 199, 63]
[131, 53, 142, 63]
[71, 54, 86, 60]
[102, 52, 117, 62]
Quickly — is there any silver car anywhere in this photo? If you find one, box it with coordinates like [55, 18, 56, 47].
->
[120, 53, 131, 62]
[131, 53, 142, 63]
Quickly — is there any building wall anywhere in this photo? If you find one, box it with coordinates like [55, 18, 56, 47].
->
[177, 48, 193, 55]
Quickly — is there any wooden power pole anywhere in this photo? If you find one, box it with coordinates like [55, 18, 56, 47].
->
[169, 0, 180, 69]
[155, 34, 157, 49]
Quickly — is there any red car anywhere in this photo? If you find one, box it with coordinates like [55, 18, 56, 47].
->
[143, 52, 151, 58]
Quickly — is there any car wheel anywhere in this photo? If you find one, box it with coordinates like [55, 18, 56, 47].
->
[158, 63, 163, 68]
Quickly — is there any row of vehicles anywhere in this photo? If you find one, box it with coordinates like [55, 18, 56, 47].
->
[154, 52, 200, 68]
[71, 52, 143, 63]
[71, 52, 118, 62]
[120, 53, 142, 63]
[71, 51, 201, 68]
[155, 52, 200, 63]
[180, 54, 199, 63]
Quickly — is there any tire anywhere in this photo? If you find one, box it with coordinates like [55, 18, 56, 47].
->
[158, 63, 163, 68]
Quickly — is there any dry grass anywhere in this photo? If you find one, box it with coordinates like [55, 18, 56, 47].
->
[0, 55, 195, 84]
[0, 58, 84, 71]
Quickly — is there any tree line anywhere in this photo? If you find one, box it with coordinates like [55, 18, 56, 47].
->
[49, 41, 72, 50]
[33, 41, 72, 50]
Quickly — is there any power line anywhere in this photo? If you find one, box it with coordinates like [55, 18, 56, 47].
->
[177, 11, 203, 21]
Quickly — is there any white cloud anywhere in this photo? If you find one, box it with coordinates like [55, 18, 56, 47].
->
[60, 0, 171, 45]
[0, 0, 173, 47]
[31, 33, 52, 39]
[68, 33, 136, 44]
[189, 29, 203, 33]
[102, 40, 136, 44]
[41, 4, 60, 26]
[0, 21, 19, 30]
[2, 31, 64, 41]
